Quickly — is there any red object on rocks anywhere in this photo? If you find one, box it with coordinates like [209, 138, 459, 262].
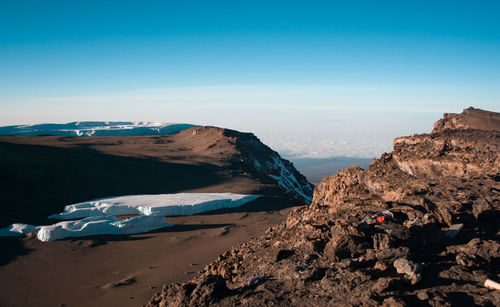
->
[373, 210, 394, 224]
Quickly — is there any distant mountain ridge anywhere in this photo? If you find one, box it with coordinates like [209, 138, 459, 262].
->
[183, 126, 314, 202]
[0, 121, 194, 136]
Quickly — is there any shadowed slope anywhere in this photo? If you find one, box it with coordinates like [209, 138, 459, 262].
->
[0, 141, 229, 227]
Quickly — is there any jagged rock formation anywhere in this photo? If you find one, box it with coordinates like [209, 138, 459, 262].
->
[145, 108, 499, 306]
[393, 107, 499, 180]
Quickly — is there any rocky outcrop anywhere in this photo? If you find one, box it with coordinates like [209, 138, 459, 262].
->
[393, 128, 499, 180]
[145, 108, 499, 306]
[433, 107, 500, 133]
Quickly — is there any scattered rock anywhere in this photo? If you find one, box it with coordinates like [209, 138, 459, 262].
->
[293, 266, 323, 282]
[373, 233, 392, 250]
[219, 226, 231, 236]
[485, 279, 500, 291]
[444, 223, 463, 239]
[376, 247, 410, 261]
[371, 277, 396, 293]
[472, 198, 495, 221]
[381, 222, 410, 240]
[144, 108, 500, 307]
[247, 274, 266, 287]
[382, 297, 406, 307]
[374, 261, 390, 271]
[456, 252, 478, 267]
[417, 291, 430, 301]
[103, 276, 136, 289]
[324, 228, 364, 260]
[393, 258, 421, 276]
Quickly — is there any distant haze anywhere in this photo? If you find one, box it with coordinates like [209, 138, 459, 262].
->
[0, 108, 442, 159]
[290, 157, 373, 185]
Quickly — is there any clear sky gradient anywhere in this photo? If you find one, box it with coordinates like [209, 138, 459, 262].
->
[0, 1, 499, 157]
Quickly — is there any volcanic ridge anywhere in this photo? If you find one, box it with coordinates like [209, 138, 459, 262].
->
[0, 126, 313, 228]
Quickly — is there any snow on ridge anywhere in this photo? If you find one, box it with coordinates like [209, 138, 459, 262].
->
[0, 193, 259, 242]
[251, 151, 312, 203]
[267, 156, 312, 203]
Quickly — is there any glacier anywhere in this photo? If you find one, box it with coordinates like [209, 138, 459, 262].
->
[0, 223, 39, 236]
[37, 215, 171, 242]
[0, 193, 259, 242]
[50, 193, 260, 219]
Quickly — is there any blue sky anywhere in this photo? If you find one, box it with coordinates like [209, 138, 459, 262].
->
[0, 1, 499, 157]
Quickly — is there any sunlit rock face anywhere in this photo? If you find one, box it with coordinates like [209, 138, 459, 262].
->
[392, 107, 499, 180]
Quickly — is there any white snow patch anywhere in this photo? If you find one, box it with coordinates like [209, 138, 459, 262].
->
[0, 223, 39, 237]
[0, 193, 259, 241]
[50, 193, 259, 220]
[37, 215, 171, 242]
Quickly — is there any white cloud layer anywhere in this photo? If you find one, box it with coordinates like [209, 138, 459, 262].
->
[1, 84, 495, 158]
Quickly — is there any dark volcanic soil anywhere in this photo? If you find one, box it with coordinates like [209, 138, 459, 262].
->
[146, 108, 500, 306]
[0, 207, 298, 307]
[0, 126, 311, 229]
[0, 126, 311, 307]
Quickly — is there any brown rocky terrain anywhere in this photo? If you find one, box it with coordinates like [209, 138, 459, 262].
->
[0, 126, 312, 306]
[146, 108, 499, 306]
